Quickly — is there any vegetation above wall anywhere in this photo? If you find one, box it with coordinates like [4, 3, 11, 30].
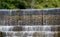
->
[0, 0, 60, 9]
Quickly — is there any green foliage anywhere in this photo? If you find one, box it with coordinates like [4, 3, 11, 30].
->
[34, 0, 60, 8]
[0, 0, 60, 9]
[0, 0, 28, 9]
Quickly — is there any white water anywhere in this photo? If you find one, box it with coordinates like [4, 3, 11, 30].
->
[0, 25, 55, 37]
[0, 9, 59, 37]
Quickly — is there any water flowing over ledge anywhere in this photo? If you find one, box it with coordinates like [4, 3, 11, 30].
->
[0, 8, 60, 37]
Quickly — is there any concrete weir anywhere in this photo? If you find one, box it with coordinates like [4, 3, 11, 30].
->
[0, 8, 60, 37]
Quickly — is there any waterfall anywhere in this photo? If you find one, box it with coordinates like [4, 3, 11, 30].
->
[0, 26, 14, 31]
[0, 26, 51, 31]
[0, 9, 60, 37]
[0, 26, 55, 37]
[23, 25, 51, 31]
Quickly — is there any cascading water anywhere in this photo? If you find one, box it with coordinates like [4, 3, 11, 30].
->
[0, 26, 56, 37]
[0, 9, 60, 37]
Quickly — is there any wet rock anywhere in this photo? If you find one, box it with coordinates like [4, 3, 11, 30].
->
[12, 26, 23, 31]
[33, 32, 45, 37]
[58, 32, 60, 37]
[0, 31, 6, 37]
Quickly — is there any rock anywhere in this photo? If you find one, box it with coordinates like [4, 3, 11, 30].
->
[0, 31, 6, 37]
